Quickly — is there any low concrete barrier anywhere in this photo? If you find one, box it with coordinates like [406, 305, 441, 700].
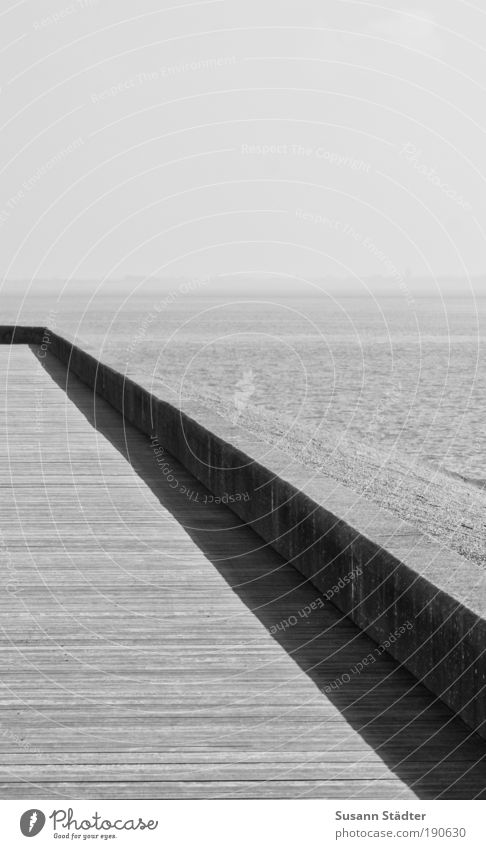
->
[3, 326, 486, 739]
[0, 326, 44, 344]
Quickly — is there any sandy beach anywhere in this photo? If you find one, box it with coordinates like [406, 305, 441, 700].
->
[184, 387, 486, 569]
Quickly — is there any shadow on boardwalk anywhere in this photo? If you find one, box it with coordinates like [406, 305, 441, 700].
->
[38, 348, 486, 800]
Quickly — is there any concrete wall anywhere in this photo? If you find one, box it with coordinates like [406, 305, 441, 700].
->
[0, 326, 44, 344]
[3, 327, 486, 739]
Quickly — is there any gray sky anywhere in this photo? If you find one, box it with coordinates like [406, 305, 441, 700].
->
[1, 0, 485, 296]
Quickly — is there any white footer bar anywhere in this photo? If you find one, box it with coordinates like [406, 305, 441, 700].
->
[2, 800, 484, 848]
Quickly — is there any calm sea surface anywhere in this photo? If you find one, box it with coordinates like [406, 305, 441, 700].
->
[4, 293, 486, 483]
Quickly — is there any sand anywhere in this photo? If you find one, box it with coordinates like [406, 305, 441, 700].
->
[179, 386, 486, 568]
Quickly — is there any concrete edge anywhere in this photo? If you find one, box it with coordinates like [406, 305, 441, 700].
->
[0, 326, 45, 345]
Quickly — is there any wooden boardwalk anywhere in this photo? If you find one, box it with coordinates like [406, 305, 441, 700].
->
[0, 344, 485, 799]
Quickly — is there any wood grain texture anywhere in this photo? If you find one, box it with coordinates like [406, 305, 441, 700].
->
[0, 346, 485, 799]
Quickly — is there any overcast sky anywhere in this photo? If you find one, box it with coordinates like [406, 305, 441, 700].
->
[1, 0, 485, 297]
